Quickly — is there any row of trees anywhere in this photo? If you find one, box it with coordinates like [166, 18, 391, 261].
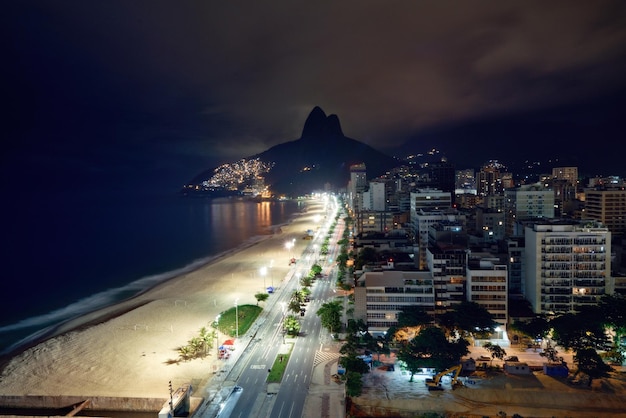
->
[510, 294, 626, 385]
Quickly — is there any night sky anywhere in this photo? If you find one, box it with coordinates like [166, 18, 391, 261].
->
[3, 1, 626, 194]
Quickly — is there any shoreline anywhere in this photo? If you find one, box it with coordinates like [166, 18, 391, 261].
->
[0, 223, 275, 370]
[0, 198, 324, 398]
[0, 201, 305, 366]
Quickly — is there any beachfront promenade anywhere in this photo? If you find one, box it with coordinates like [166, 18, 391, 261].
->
[0, 196, 344, 417]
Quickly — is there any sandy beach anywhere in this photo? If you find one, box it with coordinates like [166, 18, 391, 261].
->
[0, 197, 325, 401]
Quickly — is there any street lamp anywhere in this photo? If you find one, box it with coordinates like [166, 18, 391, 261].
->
[285, 239, 295, 263]
[234, 298, 239, 339]
[260, 266, 267, 290]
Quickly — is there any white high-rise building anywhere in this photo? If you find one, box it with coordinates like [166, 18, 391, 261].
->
[466, 255, 508, 327]
[524, 220, 612, 314]
[410, 189, 453, 269]
[348, 163, 368, 212]
[369, 180, 387, 211]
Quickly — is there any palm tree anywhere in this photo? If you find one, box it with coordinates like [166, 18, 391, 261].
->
[198, 326, 214, 356]
[178, 345, 193, 362]
[284, 315, 301, 336]
[189, 337, 203, 357]
[292, 289, 305, 304]
[288, 298, 302, 315]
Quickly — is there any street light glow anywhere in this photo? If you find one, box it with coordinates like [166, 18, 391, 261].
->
[260, 266, 267, 289]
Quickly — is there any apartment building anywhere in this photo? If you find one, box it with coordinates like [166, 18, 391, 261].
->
[409, 189, 453, 269]
[504, 183, 555, 237]
[354, 210, 396, 234]
[353, 270, 435, 335]
[524, 220, 612, 314]
[552, 167, 578, 186]
[466, 255, 508, 327]
[505, 237, 525, 296]
[476, 161, 510, 197]
[475, 206, 506, 242]
[426, 243, 467, 316]
[583, 188, 626, 237]
[348, 163, 368, 212]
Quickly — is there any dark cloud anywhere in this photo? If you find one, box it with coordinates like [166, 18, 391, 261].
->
[3, 1, 626, 179]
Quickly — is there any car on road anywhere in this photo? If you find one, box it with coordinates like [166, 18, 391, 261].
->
[216, 386, 243, 417]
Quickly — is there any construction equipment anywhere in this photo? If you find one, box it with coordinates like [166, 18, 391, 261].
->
[425, 365, 463, 391]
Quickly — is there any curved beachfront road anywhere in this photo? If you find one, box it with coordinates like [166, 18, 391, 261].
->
[193, 195, 342, 418]
[269, 201, 343, 418]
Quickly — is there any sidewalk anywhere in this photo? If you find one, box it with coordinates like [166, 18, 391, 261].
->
[302, 342, 345, 418]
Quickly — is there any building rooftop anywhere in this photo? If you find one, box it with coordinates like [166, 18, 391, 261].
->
[357, 270, 434, 287]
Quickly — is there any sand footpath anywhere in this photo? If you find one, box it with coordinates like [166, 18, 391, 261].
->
[0, 198, 325, 399]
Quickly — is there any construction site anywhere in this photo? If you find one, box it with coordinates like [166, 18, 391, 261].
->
[348, 345, 626, 417]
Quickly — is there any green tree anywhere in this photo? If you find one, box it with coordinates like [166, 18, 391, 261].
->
[336, 251, 349, 267]
[540, 343, 561, 363]
[254, 292, 269, 305]
[284, 314, 301, 336]
[311, 264, 323, 276]
[574, 347, 613, 386]
[346, 318, 368, 336]
[397, 326, 469, 382]
[345, 371, 364, 397]
[178, 345, 193, 362]
[188, 337, 203, 356]
[198, 326, 215, 355]
[448, 301, 497, 338]
[340, 354, 370, 375]
[397, 305, 433, 328]
[292, 289, 305, 304]
[550, 312, 609, 351]
[510, 316, 550, 345]
[317, 300, 343, 335]
[362, 333, 391, 363]
[354, 247, 378, 270]
[483, 342, 506, 365]
[598, 294, 626, 344]
[300, 275, 313, 287]
[288, 298, 302, 315]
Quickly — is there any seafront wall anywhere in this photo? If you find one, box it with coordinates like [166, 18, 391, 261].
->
[0, 395, 202, 413]
[349, 388, 626, 417]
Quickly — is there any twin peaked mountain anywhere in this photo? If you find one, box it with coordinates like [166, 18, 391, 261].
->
[188, 107, 399, 196]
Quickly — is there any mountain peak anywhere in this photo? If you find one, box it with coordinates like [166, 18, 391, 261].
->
[301, 106, 344, 138]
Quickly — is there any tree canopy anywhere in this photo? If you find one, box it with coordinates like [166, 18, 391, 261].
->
[397, 305, 433, 328]
[574, 347, 613, 386]
[317, 300, 343, 335]
[397, 326, 469, 381]
[510, 316, 550, 342]
[550, 312, 609, 351]
[439, 301, 497, 338]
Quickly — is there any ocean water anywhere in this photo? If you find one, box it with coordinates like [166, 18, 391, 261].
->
[0, 189, 302, 356]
